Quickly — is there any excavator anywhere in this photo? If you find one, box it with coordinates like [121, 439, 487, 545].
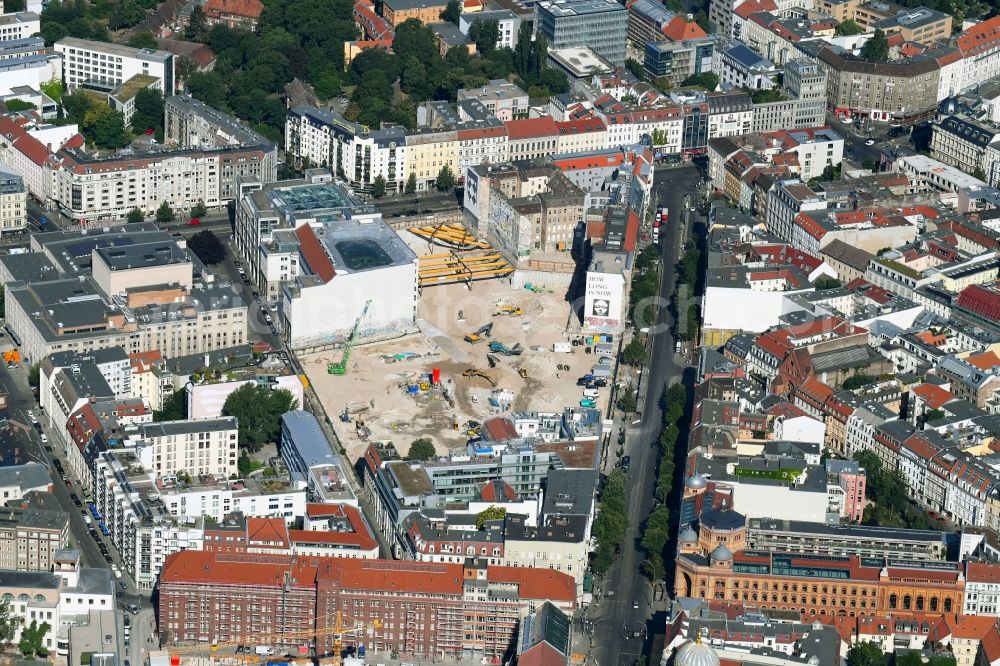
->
[462, 368, 496, 387]
[464, 322, 494, 344]
[494, 305, 523, 317]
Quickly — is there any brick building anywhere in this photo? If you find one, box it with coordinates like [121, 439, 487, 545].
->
[158, 550, 575, 659]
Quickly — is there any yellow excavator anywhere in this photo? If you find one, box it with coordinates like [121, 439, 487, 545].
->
[462, 368, 497, 387]
[464, 322, 494, 344]
[495, 305, 523, 317]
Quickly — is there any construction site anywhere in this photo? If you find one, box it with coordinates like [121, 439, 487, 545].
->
[299, 223, 612, 462]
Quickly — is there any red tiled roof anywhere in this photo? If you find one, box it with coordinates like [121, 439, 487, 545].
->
[911, 383, 953, 410]
[663, 15, 707, 40]
[290, 511, 377, 551]
[517, 641, 566, 666]
[945, 614, 998, 639]
[247, 517, 290, 547]
[0, 115, 51, 166]
[504, 117, 559, 140]
[203, 0, 264, 19]
[488, 566, 575, 602]
[957, 15, 1000, 57]
[967, 350, 1000, 371]
[294, 224, 336, 283]
[482, 417, 517, 441]
[967, 561, 1000, 584]
[958, 284, 1000, 323]
[555, 116, 606, 135]
[733, 0, 777, 18]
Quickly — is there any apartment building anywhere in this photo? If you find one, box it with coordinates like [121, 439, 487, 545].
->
[0, 169, 25, 234]
[51, 143, 277, 225]
[0, 12, 40, 42]
[456, 80, 528, 121]
[745, 518, 947, 561]
[874, 6, 951, 44]
[164, 94, 274, 150]
[458, 10, 521, 51]
[202, 0, 264, 30]
[157, 550, 576, 656]
[125, 417, 239, 480]
[0, 503, 69, 572]
[931, 114, 1000, 186]
[405, 126, 459, 192]
[285, 106, 407, 194]
[818, 46, 940, 122]
[54, 37, 174, 95]
[536, 0, 629, 66]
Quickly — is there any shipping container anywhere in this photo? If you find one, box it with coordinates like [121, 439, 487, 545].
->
[552, 342, 572, 353]
[590, 365, 612, 377]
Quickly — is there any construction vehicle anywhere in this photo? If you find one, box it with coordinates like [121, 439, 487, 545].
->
[339, 405, 351, 423]
[328, 300, 372, 375]
[2, 350, 20, 368]
[486, 353, 499, 368]
[518, 368, 528, 379]
[464, 322, 494, 344]
[494, 305, 524, 317]
[488, 341, 523, 356]
[462, 368, 496, 387]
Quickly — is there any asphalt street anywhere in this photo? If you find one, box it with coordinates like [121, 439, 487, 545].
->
[591, 164, 700, 666]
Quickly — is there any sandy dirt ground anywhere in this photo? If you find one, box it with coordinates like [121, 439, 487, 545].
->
[300, 239, 613, 462]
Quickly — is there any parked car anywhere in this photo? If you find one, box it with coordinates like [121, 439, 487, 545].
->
[187, 218, 201, 226]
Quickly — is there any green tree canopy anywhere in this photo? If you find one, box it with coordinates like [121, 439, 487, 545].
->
[476, 505, 507, 528]
[127, 208, 145, 224]
[222, 384, 299, 452]
[440, 0, 461, 24]
[186, 4, 207, 40]
[188, 230, 225, 264]
[0, 598, 17, 646]
[83, 104, 129, 149]
[835, 19, 864, 35]
[155, 201, 175, 224]
[131, 87, 164, 138]
[154, 390, 187, 422]
[469, 19, 500, 53]
[860, 29, 889, 63]
[371, 174, 387, 198]
[406, 437, 436, 461]
[19, 620, 51, 658]
[405, 172, 417, 194]
[436, 164, 457, 191]
[127, 30, 159, 49]
[846, 642, 885, 666]
[622, 338, 647, 366]
[191, 200, 208, 218]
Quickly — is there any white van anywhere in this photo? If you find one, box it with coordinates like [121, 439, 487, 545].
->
[255, 647, 275, 656]
[582, 388, 600, 399]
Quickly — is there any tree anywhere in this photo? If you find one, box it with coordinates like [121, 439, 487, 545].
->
[18, 620, 51, 658]
[440, 0, 461, 24]
[860, 29, 889, 63]
[3, 99, 35, 112]
[814, 276, 841, 290]
[924, 408, 945, 423]
[130, 87, 164, 137]
[191, 200, 208, 218]
[475, 505, 507, 529]
[617, 388, 638, 413]
[468, 19, 499, 54]
[188, 230, 225, 264]
[835, 19, 863, 35]
[371, 174, 387, 198]
[154, 389, 187, 421]
[83, 105, 129, 149]
[406, 437, 436, 461]
[127, 208, 145, 224]
[156, 201, 175, 225]
[622, 338, 647, 366]
[0, 598, 17, 647]
[222, 384, 299, 452]
[846, 642, 885, 666]
[405, 172, 417, 194]
[682, 72, 719, 90]
[27, 362, 40, 388]
[625, 58, 645, 81]
[436, 164, 456, 191]
[186, 5, 208, 40]
[127, 30, 159, 49]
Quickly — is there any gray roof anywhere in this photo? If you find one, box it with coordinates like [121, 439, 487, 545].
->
[820, 238, 874, 271]
[0, 569, 59, 589]
[136, 417, 237, 438]
[747, 516, 945, 543]
[0, 463, 50, 493]
[69, 567, 113, 596]
[541, 469, 597, 518]
[280, 410, 337, 468]
[0, 252, 58, 282]
[95, 240, 189, 271]
[56, 37, 172, 63]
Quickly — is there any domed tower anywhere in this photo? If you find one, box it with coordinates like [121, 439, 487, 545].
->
[709, 543, 733, 570]
[698, 506, 746, 555]
[673, 631, 720, 666]
[678, 525, 699, 555]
